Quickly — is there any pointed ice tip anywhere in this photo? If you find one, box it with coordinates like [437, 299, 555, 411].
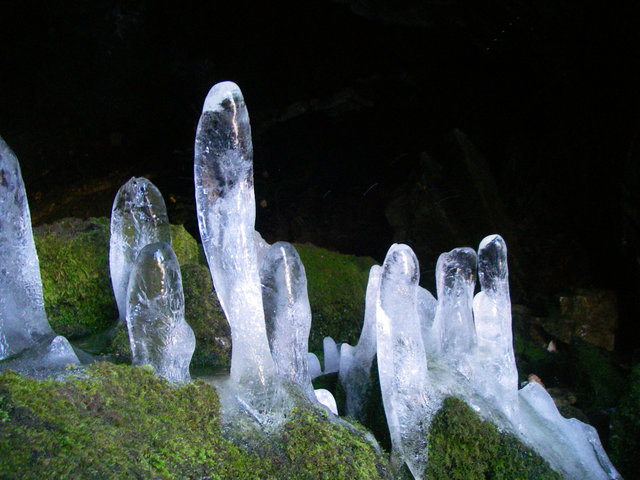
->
[203, 81, 244, 113]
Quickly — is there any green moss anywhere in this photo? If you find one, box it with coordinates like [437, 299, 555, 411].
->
[169, 224, 206, 266]
[181, 263, 230, 369]
[0, 363, 390, 479]
[424, 397, 563, 480]
[610, 364, 640, 479]
[294, 244, 376, 352]
[34, 217, 117, 338]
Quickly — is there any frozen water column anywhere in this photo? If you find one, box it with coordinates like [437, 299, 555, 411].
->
[376, 244, 433, 480]
[434, 247, 477, 370]
[339, 264, 381, 420]
[0, 137, 53, 359]
[194, 81, 275, 386]
[109, 177, 171, 321]
[472, 235, 519, 421]
[126, 242, 195, 383]
[260, 241, 315, 401]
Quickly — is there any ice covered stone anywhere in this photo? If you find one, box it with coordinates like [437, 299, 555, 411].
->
[109, 177, 171, 321]
[126, 242, 195, 383]
[322, 336, 340, 374]
[315, 388, 338, 415]
[472, 234, 518, 421]
[339, 265, 381, 420]
[260, 241, 315, 401]
[194, 81, 275, 390]
[376, 244, 434, 479]
[519, 382, 621, 480]
[0, 137, 54, 359]
[435, 247, 477, 366]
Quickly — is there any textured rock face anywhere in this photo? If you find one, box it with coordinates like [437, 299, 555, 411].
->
[110, 177, 171, 322]
[126, 242, 195, 382]
[559, 289, 618, 351]
[0, 136, 53, 359]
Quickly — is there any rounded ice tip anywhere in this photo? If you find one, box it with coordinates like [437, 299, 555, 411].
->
[383, 243, 419, 284]
[202, 81, 244, 113]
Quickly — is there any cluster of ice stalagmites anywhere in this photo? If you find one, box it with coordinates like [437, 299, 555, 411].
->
[108, 176, 196, 383]
[126, 242, 195, 383]
[109, 177, 171, 322]
[0, 136, 80, 375]
[372, 236, 621, 480]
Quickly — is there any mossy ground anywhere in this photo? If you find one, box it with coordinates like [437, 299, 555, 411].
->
[424, 397, 563, 480]
[0, 363, 391, 480]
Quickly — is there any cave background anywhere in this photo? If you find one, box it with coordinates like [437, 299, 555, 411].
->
[1, 1, 639, 355]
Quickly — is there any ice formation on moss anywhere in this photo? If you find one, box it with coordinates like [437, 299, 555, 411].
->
[339, 264, 381, 420]
[109, 177, 171, 321]
[126, 242, 195, 383]
[260, 241, 315, 402]
[194, 81, 279, 419]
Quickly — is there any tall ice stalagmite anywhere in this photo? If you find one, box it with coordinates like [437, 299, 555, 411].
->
[194, 81, 275, 390]
[376, 244, 433, 480]
[0, 136, 53, 359]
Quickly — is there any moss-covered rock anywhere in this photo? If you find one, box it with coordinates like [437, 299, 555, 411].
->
[181, 263, 230, 369]
[424, 397, 563, 480]
[294, 243, 377, 352]
[0, 363, 390, 480]
[610, 363, 640, 479]
[169, 224, 206, 266]
[34, 217, 117, 338]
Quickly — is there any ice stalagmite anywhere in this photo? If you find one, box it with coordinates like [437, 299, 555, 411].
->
[110, 177, 171, 321]
[260, 241, 315, 402]
[0, 136, 54, 359]
[434, 247, 477, 377]
[339, 264, 381, 420]
[376, 244, 433, 480]
[519, 382, 622, 480]
[194, 81, 275, 390]
[126, 242, 195, 383]
[472, 234, 518, 421]
[323, 336, 340, 373]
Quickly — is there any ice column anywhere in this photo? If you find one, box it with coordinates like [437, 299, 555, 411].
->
[376, 244, 433, 480]
[126, 242, 195, 383]
[472, 234, 518, 421]
[194, 81, 275, 388]
[0, 136, 54, 359]
[434, 247, 477, 375]
[339, 264, 381, 420]
[110, 177, 171, 321]
[260, 241, 315, 401]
